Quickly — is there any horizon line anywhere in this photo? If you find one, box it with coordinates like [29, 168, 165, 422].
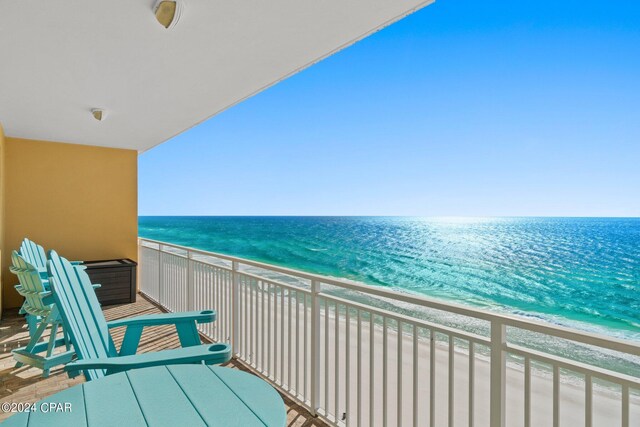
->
[138, 214, 640, 219]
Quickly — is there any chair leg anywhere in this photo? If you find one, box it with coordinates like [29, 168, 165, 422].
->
[119, 325, 143, 356]
[24, 318, 48, 350]
[41, 322, 60, 378]
[26, 314, 39, 335]
[46, 323, 59, 357]
[63, 328, 71, 351]
[175, 321, 202, 347]
[47, 305, 72, 352]
[14, 318, 48, 369]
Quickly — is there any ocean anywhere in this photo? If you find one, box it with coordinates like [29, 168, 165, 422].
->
[139, 216, 640, 343]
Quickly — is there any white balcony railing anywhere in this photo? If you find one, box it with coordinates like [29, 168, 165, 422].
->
[138, 238, 640, 427]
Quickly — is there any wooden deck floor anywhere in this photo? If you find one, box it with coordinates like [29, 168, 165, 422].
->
[0, 295, 326, 426]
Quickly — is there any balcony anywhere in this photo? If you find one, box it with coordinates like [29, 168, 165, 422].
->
[1, 237, 638, 427]
[1, 238, 638, 426]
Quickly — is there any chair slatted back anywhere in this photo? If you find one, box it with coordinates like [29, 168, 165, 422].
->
[10, 251, 50, 315]
[47, 250, 116, 380]
[19, 238, 48, 272]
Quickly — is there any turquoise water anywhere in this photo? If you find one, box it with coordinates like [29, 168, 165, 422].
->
[139, 216, 640, 342]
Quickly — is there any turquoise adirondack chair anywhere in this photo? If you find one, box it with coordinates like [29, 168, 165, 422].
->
[17, 238, 84, 333]
[17, 238, 50, 333]
[47, 250, 232, 381]
[19, 237, 84, 275]
[10, 251, 75, 377]
[19, 238, 49, 277]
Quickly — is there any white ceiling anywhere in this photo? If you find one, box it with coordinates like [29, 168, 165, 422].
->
[0, 0, 434, 152]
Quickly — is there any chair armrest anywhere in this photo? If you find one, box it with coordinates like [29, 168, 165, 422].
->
[107, 310, 216, 328]
[71, 260, 83, 265]
[64, 343, 231, 376]
[110, 311, 215, 354]
[15, 285, 52, 300]
[41, 293, 55, 306]
[92, 283, 101, 289]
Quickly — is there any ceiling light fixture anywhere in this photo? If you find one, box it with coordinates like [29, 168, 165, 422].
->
[153, 0, 182, 29]
[91, 108, 106, 121]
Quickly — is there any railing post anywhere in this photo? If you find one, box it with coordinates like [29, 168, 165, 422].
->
[490, 319, 506, 427]
[187, 250, 194, 311]
[232, 260, 240, 356]
[310, 279, 320, 416]
[158, 244, 164, 306]
[137, 239, 142, 295]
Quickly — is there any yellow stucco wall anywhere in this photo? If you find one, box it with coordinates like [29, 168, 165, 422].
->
[1, 136, 137, 310]
[0, 124, 5, 316]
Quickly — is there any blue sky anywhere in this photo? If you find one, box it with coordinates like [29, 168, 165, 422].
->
[139, 0, 640, 216]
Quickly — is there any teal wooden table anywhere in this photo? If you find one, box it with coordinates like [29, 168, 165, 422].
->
[2, 365, 286, 427]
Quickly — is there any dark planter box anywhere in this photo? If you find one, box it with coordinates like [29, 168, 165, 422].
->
[82, 259, 137, 306]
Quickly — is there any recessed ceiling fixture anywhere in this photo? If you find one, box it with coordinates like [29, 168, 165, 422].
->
[91, 108, 106, 121]
[153, 0, 182, 29]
